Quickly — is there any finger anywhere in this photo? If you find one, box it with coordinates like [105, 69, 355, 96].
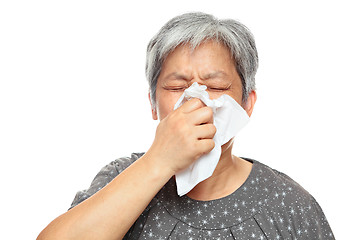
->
[188, 106, 214, 125]
[194, 124, 217, 139]
[196, 139, 216, 155]
[180, 98, 206, 113]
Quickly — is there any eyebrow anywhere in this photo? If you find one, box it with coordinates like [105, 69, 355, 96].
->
[202, 71, 228, 80]
[163, 72, 191, 81]
[163, 71, 228, 81]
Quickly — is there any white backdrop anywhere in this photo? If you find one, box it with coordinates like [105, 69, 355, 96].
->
[1, 1, 359, 239]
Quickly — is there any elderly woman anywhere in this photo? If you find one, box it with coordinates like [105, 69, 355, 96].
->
[38, 12, 334, 239]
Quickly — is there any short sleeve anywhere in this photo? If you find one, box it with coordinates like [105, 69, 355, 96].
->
[69, 152, 145, 210]
[307, 197, 335, 239]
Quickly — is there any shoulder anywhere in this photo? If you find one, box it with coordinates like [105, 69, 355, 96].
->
[254, 160, 317, 209]
[112, 152, 145, 172]
[69, 152, 145, 209]
[90, 152, 145, 186]
[253, 160, 311, 196]
[251, 159, 334, 238]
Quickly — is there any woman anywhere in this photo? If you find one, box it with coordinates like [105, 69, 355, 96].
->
[37, 12, 334, 239]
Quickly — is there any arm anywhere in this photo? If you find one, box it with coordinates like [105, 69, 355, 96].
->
[37, 153, 174, 240]
[37, 98, 216, 240]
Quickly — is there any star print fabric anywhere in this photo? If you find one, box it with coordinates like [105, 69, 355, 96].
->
[70, 152, 335, 239]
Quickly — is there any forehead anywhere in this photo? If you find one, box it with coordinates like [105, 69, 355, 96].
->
[165, 40, 233, 62]
[160, 41, 237, 77]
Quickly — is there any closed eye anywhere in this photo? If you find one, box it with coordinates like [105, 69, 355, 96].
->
[208, 87, 229, 91]
[164, 87, 186, 91]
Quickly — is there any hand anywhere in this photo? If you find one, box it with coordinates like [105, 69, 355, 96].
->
[147, 98, 216, 175]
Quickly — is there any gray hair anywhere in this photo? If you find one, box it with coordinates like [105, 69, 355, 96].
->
[146, 12, 258, 109]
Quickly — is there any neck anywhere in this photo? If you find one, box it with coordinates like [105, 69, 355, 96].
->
[186, 138, 252, 201]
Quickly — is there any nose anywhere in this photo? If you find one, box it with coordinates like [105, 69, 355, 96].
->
[187, 81, 220, 100]
[188, 80, 206, 88]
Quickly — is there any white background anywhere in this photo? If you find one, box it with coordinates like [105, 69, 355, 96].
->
[1, 0, 359, 239]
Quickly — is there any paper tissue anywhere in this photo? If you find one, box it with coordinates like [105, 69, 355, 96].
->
[173, 82, 250, 196]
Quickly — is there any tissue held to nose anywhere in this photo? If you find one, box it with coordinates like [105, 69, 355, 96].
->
[173, 82, 250, 196]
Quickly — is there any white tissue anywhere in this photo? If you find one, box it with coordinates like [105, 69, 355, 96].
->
[173, 82, 250, 196]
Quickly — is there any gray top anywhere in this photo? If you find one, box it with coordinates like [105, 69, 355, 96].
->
[70, 152, 335, 239]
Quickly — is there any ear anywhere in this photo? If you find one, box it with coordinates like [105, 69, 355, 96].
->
[245, 90, 257, 117]
[148, 92, 158, 120]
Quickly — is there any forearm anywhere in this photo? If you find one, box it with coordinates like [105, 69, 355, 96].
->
[37, 153, 174, 240]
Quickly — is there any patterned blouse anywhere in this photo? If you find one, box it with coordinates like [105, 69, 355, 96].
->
[70, 152, 335, 239]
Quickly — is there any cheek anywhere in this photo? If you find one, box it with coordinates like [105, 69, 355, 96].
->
[165, 92, 184, 108]
[156, 91, 184, 119]
[207, 91, 223, 100]
[207, 90, 243, 105]
[229, 93, 243, 106]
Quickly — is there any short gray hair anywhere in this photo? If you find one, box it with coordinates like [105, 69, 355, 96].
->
[146, 12, 258, 108]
